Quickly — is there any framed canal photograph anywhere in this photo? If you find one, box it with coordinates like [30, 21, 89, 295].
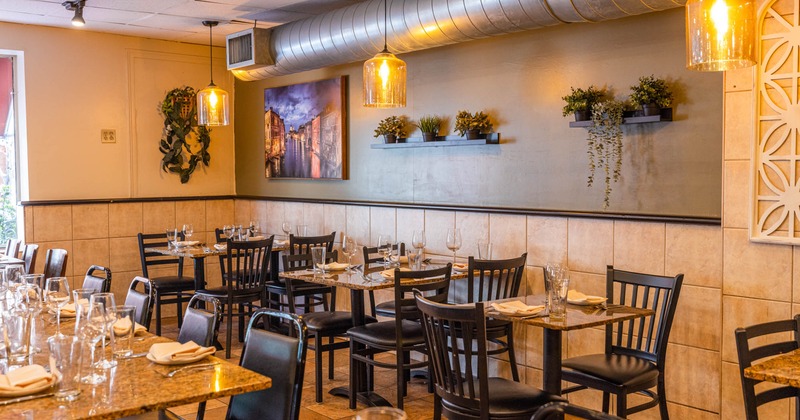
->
[264, 76, 347, 179]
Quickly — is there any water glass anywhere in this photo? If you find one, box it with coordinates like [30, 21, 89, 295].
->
[21, 274, 44, 288]
[48, 334, 82, 401]
[44, 277, 70, 337]
[111, 306, 136, 359]
[296, 224, 308, 236]
[223, 224, 235, 240]
[5, 265, 25, 288]
[406, 247, 422, 270]
[77, 301, 106, 384]
[89, 293, 117, 369]
[543, 263, 561, 307]
[477, 242, 493, 259]
[165, 228, 178, 249]
[549, 275, 570, 320]
[4, 308, 32, 364]
[311, 246, 326, 274]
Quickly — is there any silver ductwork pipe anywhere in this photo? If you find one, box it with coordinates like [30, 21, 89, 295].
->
[232, 0, 685, 81]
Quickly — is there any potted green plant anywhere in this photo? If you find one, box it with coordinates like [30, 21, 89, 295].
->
[455, 110, 493, 140]
[415, 115, 442, 142]
[629, 75, 672, 116]
[562, 86, 604, 121]
[373, 116, 407, 143]
[587, 99, 625, 209]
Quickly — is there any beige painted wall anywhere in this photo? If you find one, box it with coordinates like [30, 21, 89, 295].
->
[0, 22, 236, 200]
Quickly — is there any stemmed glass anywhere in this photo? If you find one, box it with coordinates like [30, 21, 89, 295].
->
[182, 224, 194, 241]
[5, 265, 25, 290]
[223, 224, 234, 241]
[89, 293, 117, 369]
[342, 235, 358, 272]
[249, 221, 261, 237]
[78, 301, 107, 384]
[44, 277, 70, 337]
[446, 228, 462, 263]
[377, 234, 393, 268]
[412, 230, 426, 251]
[281, 222, 292, 239]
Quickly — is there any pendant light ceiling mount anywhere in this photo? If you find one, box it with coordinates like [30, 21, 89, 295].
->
[363, 0, 406, 108]
[62, 0, 86, 27]
[197, 20, 230, 126]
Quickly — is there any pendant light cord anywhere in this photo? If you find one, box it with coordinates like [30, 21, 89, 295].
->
[383, 0, 388, 52]
[208, 23, 214, 86]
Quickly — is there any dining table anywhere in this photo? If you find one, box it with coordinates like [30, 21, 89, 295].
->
[280, 260, 469, 407]
[0, 312, 272, 418]
[486, 295, 654, 395]
[743, 348, 800, 387]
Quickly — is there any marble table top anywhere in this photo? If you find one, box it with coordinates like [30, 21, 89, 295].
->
[1, 318, 271, 418]
[146, 241, 288, 258]
[744, 349, 800, 387]
[280, 261, 468, 291]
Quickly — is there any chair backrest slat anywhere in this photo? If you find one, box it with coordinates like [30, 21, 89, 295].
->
[43, 248, 68, 279]
[82, 265, 111, 293]
[137, 232, 184, 278]
[21, 244, 38, 274]
[124, 276, 153, 329]
[467, 254, 527, 304]
[226, 237, 273, 291]
[177, 294, 222, 347]
[362, 243, 404, 264]
[289, 232, 336, 256]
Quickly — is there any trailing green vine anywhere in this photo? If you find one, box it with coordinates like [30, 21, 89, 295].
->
[587, 99, 624, 209]
[159, 86, 211, 184]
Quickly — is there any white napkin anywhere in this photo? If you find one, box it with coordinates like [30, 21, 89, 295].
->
[149, 341, 215, 362]
[567, 290, 607, 304]
[317, 262, 349, 271]
[452, 263, 468, 272]
[0, 365, 54, 392]
[174, 240, 200, 247]
[214, 243, 227, 251]
[113, 318, 147, 336]
[274, 239, 289, 247]
[380, 267, 412, 279]
[390, 255, 409, 263]
[247, 235, 266, 241]
[59, 298, 89, 317]
[491, 300, 545, 316]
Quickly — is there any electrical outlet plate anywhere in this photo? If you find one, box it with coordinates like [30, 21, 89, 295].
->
[101, 129, 116, 144]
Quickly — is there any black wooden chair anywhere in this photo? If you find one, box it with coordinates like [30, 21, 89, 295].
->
[532, 402, 625, 420]
[81, 265, 111, 293]
[415, 292, 564, 419]
[5, 238, 20, 259]
[560, 265, 684, 419]
[137, 232, 194, 336]
[123, 276, 153, 330]
[227, 309, 308, 420]
[20, 244, 38, 274]
[43, 248, 68, 279]
[362, 242, 404, 317]
[266, 232, 336, 313]
[735, 314, 800, 420]
[347, 265, 451, 410]
[196, 237, 273, 358]
[464, 253, 527, 382]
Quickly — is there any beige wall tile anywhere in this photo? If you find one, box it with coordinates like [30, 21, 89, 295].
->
[142, 202, 175, 234]
[720, 361, 789, 420]
[206, 199, 234, 232]
[721, 295, 791, 363]
[724, 90, 754, 161]
[523, 324, 544, 370]
[523, 265, 545, 297]
[111, 270, 138, 305]
[250, 200, 268, 232]
[109, 237, 143, 273]
[303, 203, 325, 236]
[33, 205, 72, 242]
[175, 200, 207, 233]
[323, 204, 347, 239]
[396, 208, 424, 250]
[370, 206, 396, 245]
[72, 204, 109, 240]
[665, 223, 722, 288]
[671, 285, 721, 351]
[568, 218, 613, 274]
[723, 160, 749, 229]
[565, 326, 605, 359]
[24, 206, 33, 241]
[793, 247, 800, 303]
[345, 205, 370, 247]
[489, 214, 526, 259]
[723, 228, 792, 301]
[424, 210, 454, 256]
[527, 216, 567, 267]
[665, 344, 720, 412]
[72, 239, 110, 276]
[613, 221, 665, 275]
[265, 201, 286, 236]
[108, 202, 142, 238]
[457, 211, 489, 258]
[568, 271, 606, 299]
[233, 199, 251, 226]
[285, 202, 305, 227]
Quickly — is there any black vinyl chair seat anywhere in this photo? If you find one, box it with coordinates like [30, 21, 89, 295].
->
[347, 320, 425, 348]
[441, 377, 558, 418]
[196, 286, 263, 300]
[303, 311, 376, 332]
[149, 275, 193, 290]
[562, 354, 659, 387]
[374, 300, 396, 317]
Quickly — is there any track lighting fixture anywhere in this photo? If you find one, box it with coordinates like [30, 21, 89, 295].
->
[62, 0, 86, 27]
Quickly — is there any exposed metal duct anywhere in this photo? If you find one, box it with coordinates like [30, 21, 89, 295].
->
[232, 0, 685, 81]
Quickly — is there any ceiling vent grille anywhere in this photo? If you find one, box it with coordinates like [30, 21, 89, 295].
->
[226, 28, 273, 71]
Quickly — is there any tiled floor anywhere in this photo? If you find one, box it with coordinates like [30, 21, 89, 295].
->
[160, 316, 437, 420]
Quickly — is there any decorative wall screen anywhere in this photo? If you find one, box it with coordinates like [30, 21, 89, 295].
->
[752, 0, 800, 243]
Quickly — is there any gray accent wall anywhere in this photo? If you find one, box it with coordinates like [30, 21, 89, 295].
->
[234, 8, 722, 219]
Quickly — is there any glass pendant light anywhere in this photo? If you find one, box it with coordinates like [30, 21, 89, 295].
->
[686, 0, 756, 71]
[197, 21, 230, 126]
[363, 0, 406, 108]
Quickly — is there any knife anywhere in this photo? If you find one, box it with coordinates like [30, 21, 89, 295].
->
[0, 392, 55, 406]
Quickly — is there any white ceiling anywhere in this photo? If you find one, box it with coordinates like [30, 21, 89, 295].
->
[0, 0, 367, 46]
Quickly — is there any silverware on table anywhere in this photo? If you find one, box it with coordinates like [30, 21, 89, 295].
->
[0, 392, 55, 406]
[158, 362, 219, 378]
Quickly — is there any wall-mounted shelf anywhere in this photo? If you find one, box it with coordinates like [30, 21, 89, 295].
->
[371, 133, 501, 149]
[569, 108, 673, 128]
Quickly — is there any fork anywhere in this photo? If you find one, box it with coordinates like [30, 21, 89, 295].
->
[157, 362, 219, 378]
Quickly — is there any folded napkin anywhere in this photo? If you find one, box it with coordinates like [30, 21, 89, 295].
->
[491, 300, 545, 316]
[567, 290, 607, 304]
[59, 298, 89, 317]
[274, 239, 289, 247]
[113, 318, 147, 336]
[214, 243, 227, 251]
[247, 235, 266, 241]
[149, 341, 215, 362]
[380, 267, 412, 279]
[317, 262, 349, 271]
[390, 255, 409, 263]
[0, 365, 54, 392]
[174, 240, 200, 247]
[452, 263, 468, 272]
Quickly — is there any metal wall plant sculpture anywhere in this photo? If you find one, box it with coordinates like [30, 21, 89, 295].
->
[159, 86, 212, 184]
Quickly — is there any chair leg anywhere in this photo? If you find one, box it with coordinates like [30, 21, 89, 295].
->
[195, 401, 206, 420]
[602, 392, 611, 413]
[225, 309, 233, 359]
[617, 392, 627, 418]
[176, 293, 184, 328]
[506, 327, 519, 382]
[315, 334, 323, 403]
[328, 336, 335, 380]
[396, 350, 404, 410]
[427, 360, 434, 394]
[658, 375, 669, 420]
[155, 293, 162, 336]
[433, 394, 442, 420]
[368, 291, 376, 317]
[349, 340, 357, 410]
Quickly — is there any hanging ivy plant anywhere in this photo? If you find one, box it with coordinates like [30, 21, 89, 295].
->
[159, 86, 211, 184]
[587, 99, 624, 209]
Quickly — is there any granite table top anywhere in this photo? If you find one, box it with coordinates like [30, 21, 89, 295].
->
[146, 241, 288, 258]
[744, 349, 800, 387]
[0, 319, 271, 419]
[280, 261, 468, 291]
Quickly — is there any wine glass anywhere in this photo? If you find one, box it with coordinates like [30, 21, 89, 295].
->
[89, 293, 117, 369]
[44, 277, 70, 337]
[377, 234, 393, 268]
[342, 235, 358, 272]
[446, 228, 462, 263]
[78, 301, 107, 384]
[5, 265, 25, 290]
[281, 222, 292, 239]
[412, 230, 426, 251]
[182, 224, 194, 241]
[249, 221, 261, 237]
